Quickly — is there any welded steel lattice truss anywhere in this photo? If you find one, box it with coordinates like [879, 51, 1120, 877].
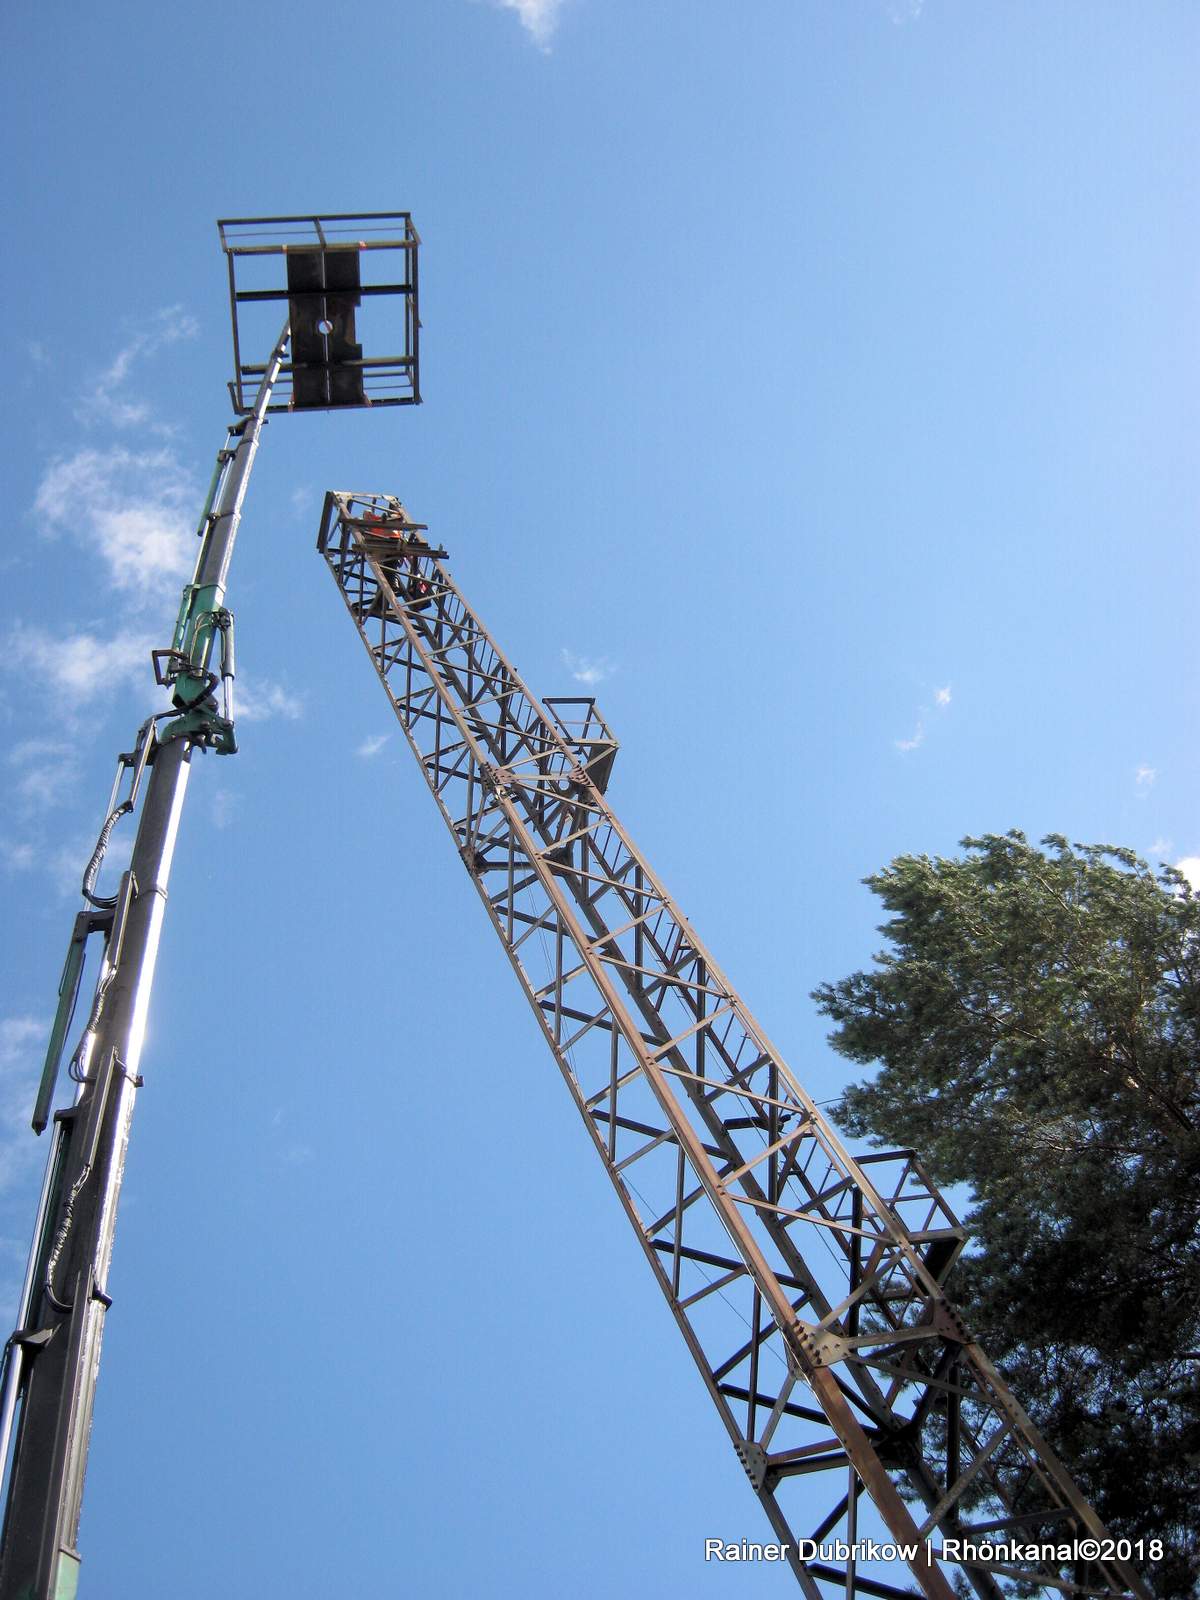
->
[318, 492, 1147, 1600]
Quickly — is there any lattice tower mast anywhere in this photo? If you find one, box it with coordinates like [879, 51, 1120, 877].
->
[0, 211, 1151, 1600]
[318, 491, 1149, 1600]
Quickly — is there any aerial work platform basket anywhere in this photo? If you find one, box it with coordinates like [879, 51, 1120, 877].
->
[218, 212, 420, 413]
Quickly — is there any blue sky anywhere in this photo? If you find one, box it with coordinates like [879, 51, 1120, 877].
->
[1, 2, 1197, 1595]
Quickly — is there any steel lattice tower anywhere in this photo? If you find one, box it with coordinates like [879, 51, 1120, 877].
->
[319, 491, 1149, 1600]
[0, 212, 1157, 1600]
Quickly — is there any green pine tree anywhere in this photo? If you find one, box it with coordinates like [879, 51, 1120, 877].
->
[813, 833, 1200, 1599]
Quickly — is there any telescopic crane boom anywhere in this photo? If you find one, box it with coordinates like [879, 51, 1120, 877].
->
[0, 333, 290, 1600]
[0, 213, 420, 1600]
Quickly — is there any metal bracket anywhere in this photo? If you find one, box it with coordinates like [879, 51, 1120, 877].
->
[480, 764, 511, 799]
[158, 705, 237, 755]
[107, 1051, 143, 1092]
[152, 648, 193, 689]
[734, 1439, 777, 1492]
[794, 1321, 848, 1369]
[929, 1298, 970, 1344]
[33, 908, 113, 1134]
[10, 1328, 55, 1353]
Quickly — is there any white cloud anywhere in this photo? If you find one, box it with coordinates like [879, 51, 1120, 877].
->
[1147, 837, 1172, 860]
[561, 648, 614, 687]
[92, 503, 191, 592]
[356, 733, 390, 759]
[77, 306, 198, 430]
[0, 841, 36, 872]
[1175, 857, 1200, 893]
[211, 788, 236, 830]
[0, 1018, 44, 1068]
[290, 486, 314, 516]
[34, 446, 195, 598]
[7, 738, 79, 808]
[8, 623, 154, 708]
[15, 359, 196, 737]
[491, 0, 565, 50]
[886, 0, 924, 21]
[235, 677, 303, 724]
[32, 314, 198, 603]
[895, 677, 951, 752]
[1135, 764, 1156, 789]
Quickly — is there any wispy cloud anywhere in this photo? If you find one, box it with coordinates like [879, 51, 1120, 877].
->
[19, 321, 302, 742]
[1147, 837, 1172, 861]
[267, 1106, 314, 1168]
[235, 677, 303, 724]
[561, 648, 614, 687]
[886, 0, 924, 22]
[490, 0, 566, 50]
[77, 306, 198, 430]
[0, 841, 36, 872]
[0, 1019, 42, 1069]
[35, 307, 198, 610]
[211, 788, 236, 830]
[7, 738, 79, 809]
[895, 677, 952, 753]
[356, 733, 389, 759]
[35, 446, 195, 599]
[10, 625, 152, 703]
[9, 623, 154, 710]
[1135, 763, 1156, 790]
[24, 315, 198, 757]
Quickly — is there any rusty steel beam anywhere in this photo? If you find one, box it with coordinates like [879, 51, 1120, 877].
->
[318, 489, 1149, 1600]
